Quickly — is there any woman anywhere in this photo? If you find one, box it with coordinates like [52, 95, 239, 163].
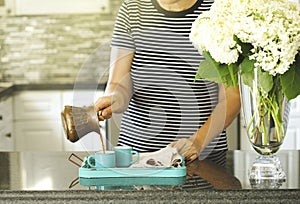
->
[95, 0, 240, 189]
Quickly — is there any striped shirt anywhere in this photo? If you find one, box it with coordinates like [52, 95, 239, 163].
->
[111, 0, 227, 156]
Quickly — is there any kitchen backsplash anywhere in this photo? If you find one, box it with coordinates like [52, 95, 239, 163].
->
[0, 0, 123, 84]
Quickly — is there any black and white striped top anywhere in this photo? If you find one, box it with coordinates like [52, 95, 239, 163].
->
[111, 0, 227, 154]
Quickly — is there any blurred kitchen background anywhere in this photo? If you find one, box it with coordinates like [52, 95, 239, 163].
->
[0, 0, 120, 84]
[0, 0, 124, 152]
[0, 0, 299, 190]
[0, 0, 124, 190]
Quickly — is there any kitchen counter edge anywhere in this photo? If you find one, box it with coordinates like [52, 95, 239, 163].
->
[0, 83, 107, 100]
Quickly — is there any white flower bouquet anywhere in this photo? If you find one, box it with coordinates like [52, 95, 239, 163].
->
[190, 0, 300, 150]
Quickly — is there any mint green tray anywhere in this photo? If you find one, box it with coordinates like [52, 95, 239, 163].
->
[79, 166, 186, 188]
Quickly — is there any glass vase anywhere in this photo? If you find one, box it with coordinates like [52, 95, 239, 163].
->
[239, 70, 290, 189]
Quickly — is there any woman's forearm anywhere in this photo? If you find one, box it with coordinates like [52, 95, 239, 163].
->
[104, 48, 135, 112]
[193, 84, 241, 152]
[95, 48, 134, 117]
[104, 82, 132, 113]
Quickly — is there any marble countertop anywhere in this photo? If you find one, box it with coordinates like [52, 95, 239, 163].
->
[0, 189, 300, 204]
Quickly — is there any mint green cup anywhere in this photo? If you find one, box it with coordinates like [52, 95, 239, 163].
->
[113, 146, 139, 167]
[87, 151, 115, 168]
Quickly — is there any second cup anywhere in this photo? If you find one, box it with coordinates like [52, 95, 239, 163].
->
[113, 146, 139, 167]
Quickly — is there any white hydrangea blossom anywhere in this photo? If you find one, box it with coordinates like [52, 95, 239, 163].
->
[190, 0, 242, 64]
[190, 0, 300, 76]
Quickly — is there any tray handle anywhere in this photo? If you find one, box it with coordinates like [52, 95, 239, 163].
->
[68, 153, 84, 167]
[69, 177, 79, 189]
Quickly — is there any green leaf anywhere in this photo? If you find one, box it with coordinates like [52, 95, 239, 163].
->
[195, 59, 223, 83]
[228, 63, 239, 86]
[195, 51, 224, 83]
[281, 54, 300, 100]
[240, 57, 255, 88]
[241, 70, 254, 89]
[240, 57, 255, 74]
[195, 51, 239, 87]
[258, 69, 273, 94]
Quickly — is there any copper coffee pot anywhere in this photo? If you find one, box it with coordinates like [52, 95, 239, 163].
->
[61, 105, 101, 143]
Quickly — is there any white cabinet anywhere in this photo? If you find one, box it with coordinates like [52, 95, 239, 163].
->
[14, 121, 63, 151]
[14, 91, 63, 151]
[13, 89, 106, 151]
[14, 91, 61, 120]
[0, 97, 14, 151]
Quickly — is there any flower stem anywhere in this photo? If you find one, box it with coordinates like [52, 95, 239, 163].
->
[228, 64, 237, 86]
[264, 80, 284, 143]
[246, 113, 256, 139]
[272, 112, 283, 142]
[258, 99, 268, 146]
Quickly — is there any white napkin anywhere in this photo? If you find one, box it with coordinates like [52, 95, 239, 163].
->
[130, 145, 183, 168]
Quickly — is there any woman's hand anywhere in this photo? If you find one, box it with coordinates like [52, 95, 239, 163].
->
[169, 137, 201, 164]
[94, 93, 125, 121]
[94, 95, 113, 121]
